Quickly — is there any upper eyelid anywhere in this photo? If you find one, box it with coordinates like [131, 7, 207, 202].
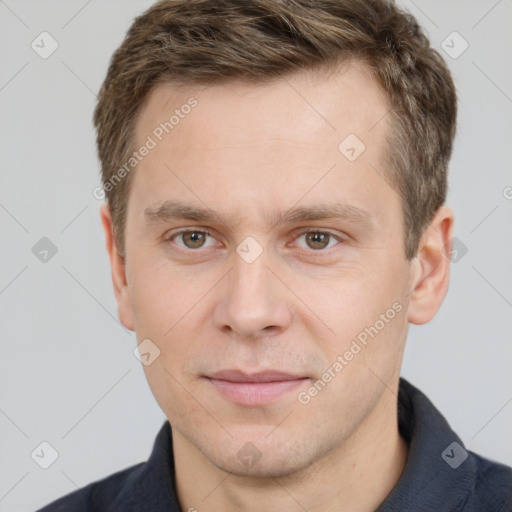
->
[164, 227, 211, 238]
[290, 228, 345, 241]
[165, 227, 343, 238]
[166, 227, 216, 244]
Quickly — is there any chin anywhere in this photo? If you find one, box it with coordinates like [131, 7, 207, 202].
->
[204, 432, 322, 479]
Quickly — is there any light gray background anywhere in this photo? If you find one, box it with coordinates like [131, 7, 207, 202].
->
[1, 1, 511, 510]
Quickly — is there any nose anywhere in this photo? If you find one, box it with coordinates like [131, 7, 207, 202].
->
[212, 248, 292, 340]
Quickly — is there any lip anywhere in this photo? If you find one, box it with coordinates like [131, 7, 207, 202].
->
[209, 369, 306, 383]
[206, 370, 309, 406]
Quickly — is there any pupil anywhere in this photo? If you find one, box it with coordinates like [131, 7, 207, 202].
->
[307, 232, 329, 249]
[185, 232, 205, 247]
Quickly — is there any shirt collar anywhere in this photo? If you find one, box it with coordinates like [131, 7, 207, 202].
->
[377, 377, 476, 511]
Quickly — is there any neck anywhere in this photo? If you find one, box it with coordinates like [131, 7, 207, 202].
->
[172, 386, 408, 512]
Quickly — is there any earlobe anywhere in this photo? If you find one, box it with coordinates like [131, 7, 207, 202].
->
[406, 206, 454, 325]
[100, 204, 135, 331]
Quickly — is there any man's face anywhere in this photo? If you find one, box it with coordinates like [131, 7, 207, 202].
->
[119, 62, 417, 476]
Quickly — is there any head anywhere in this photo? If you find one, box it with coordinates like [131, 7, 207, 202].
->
[95, 0, 456, 477]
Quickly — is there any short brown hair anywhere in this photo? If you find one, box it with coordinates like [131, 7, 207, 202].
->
[93, 0, 457, 259]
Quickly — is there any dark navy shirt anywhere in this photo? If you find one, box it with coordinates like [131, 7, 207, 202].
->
[37, 378, 512, 511]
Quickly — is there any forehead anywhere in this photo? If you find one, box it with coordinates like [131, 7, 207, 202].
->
[135, 60, 389, 147]
[128, 60, 397, 230]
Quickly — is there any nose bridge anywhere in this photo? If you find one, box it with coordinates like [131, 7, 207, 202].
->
[214, 246, 291, 338]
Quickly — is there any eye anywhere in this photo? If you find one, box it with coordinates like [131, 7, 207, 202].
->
[167, 229, 216, 250]
[293, 230, 343, 251]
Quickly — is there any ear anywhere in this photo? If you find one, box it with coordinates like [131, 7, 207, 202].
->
[100, 203, 135, 331]
[407, 206, 454, 325]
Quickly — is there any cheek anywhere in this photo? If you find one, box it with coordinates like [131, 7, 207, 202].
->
[295, 261, 409, 362]
[129, 260, 219, 377]
[129, 259, 204, 334]
[132, 264, 210, 418]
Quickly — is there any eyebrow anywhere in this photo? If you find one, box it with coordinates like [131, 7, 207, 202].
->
[143, 200, 374, 230]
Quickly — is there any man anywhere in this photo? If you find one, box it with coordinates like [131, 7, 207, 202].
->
[37, 0, 512, 510]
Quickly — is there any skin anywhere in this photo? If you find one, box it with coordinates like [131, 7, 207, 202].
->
[101, 60, 454, 512]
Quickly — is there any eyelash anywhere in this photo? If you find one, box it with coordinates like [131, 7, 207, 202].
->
[165, 228, 345, 253]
